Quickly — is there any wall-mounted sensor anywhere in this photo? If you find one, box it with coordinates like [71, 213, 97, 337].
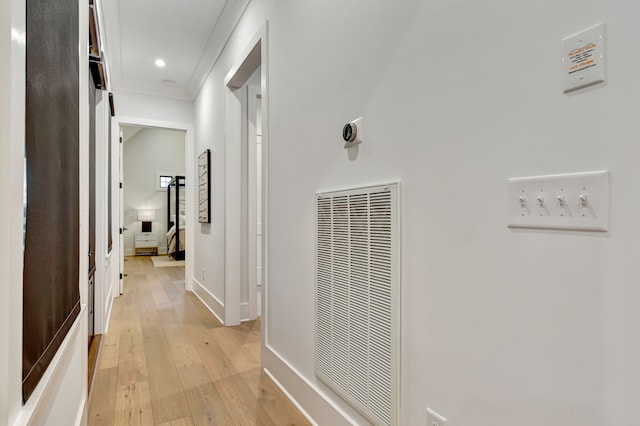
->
[343, 123, 356, 142]
[343, 117, 364, 148]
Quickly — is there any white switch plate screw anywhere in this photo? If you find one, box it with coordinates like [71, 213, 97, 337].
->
[427, 408, 448, 426]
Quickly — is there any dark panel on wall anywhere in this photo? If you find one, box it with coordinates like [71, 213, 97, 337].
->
[23, 0, 80, 402]
[107, 100, 112, 253]
[89, 76, 97, 275]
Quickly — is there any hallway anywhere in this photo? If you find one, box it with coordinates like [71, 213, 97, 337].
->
[88, 257, 309, 426]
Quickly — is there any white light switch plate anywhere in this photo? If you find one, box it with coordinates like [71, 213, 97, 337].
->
[507, 171, 610, 231]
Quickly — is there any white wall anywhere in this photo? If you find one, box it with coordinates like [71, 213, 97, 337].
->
[123, 127, 185, 255]
[113, 90, 194, 124]
[192, 43, 234, 317]
[194, 0, 640, 425]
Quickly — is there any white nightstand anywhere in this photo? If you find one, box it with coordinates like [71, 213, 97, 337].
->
[135, 233, 158, 256]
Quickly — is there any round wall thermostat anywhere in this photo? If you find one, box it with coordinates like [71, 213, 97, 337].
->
[343, 123, 357, 143]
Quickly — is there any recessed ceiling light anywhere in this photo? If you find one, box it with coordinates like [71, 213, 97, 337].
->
[155, 59, 166, 68]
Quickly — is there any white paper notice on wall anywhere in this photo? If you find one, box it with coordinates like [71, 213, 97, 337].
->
[563, 23, 605, 93]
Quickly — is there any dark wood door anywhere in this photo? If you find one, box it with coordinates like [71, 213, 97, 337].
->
[23, 0, 80, 402]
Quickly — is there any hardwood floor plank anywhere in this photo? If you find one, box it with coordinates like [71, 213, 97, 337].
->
[243, 340, 261, 364]
[150, 278, 173, 309]
[157, 417, 195, 426]
[161, 279, 183, 303]
[114, 381, 154, 425]
[209, 327, 259, 374]
[190, 334, 238, 382]
[176, 362, 239, 425]
[238, 367, 262, 398]
[141, 322, 191, 424]
[89, 256, 308, 426]
[88, 367, 118, 426]
[183, 383, 236, 426]
[117, 351, 148, 386]
[118, 322, 145, 356]
[163, 324, 203, 368]
[214, 374, 276, 426]
[99, 330, 120, 370]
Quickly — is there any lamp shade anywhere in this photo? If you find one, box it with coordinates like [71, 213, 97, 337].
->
[137, 209, 156, 221]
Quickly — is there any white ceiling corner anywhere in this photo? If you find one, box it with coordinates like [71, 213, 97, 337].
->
[97, 0, 251, 101]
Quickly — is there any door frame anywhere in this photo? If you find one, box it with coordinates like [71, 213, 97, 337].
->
[224, 22, 269, 331]
[246, 84, 260, 321]
[111, 116, 194, 294]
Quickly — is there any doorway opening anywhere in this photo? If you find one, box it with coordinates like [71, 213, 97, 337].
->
[120, 125, 186, 284]
[112, 116, 195, 296]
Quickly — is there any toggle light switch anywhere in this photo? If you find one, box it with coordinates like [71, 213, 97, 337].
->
[507, 171, 610, 231]
[519, 196, 527, 207]
[427, 408, 448, 426]
[579, 194, 588, 207]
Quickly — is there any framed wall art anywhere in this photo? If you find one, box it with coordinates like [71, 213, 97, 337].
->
[198, 149, 211, 223]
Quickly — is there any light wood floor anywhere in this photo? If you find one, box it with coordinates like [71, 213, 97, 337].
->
[88, 256, 310, 426]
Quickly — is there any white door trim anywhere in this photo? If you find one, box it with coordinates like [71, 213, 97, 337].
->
[111, 116, 195, 294]
[224, 90, 243, 326]
[224, 22, 269, 330]
[247, 84, 260, 321]
[118, 127, 124, 295]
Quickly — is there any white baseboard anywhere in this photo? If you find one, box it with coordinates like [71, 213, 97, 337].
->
[191, 277, 225, 325]
[75, 395, 88, 426]
[103, 284, 114, 335]
[263, 368, 317, 426]
[240, 302, 249, 321]
[262, 344, 365, 426]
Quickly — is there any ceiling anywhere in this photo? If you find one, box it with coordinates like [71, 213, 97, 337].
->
[98, 0, 250, 100]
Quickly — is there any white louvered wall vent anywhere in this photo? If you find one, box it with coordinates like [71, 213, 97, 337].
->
[315, 183, 400, 426]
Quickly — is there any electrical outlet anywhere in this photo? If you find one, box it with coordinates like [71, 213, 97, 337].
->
[427, 408, 448, 426]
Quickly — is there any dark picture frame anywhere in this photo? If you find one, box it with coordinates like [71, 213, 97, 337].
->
[198, 149, 211, 223]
